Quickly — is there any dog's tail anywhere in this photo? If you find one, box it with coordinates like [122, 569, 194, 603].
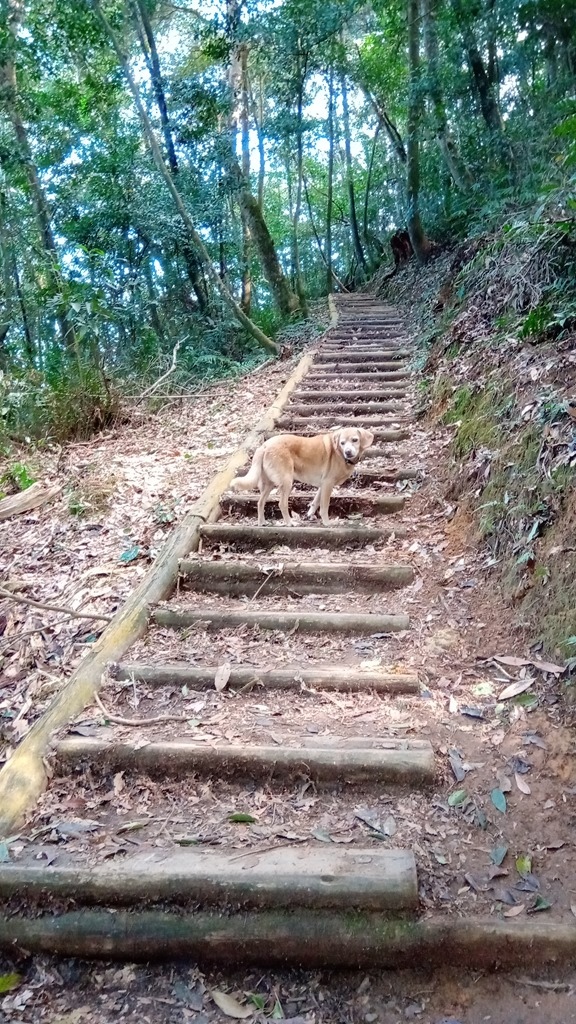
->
[230, 446, 264, 491]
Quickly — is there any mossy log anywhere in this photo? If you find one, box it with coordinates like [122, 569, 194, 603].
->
[1, 912, 575, 968]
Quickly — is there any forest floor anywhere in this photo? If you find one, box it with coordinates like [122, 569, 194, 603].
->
[2, 300, 576, 1022]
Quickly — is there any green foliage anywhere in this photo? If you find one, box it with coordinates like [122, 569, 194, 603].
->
[0, 0, 574, 440]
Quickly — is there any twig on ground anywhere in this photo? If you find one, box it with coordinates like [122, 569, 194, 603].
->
[93, 691, 191, 727]
[0, 586, 112, 623]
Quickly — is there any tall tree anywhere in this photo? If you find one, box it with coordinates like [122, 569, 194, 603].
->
[91, 0, 279, 354]
[406, 0, 430, 263]
[0, 0, 78, 355]
[421, 0, 473, 190]
[340, 63, 368, 276]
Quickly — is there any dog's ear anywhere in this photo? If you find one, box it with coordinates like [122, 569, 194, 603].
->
[331, 426, 343, 448]
[360, 428, 375, 451]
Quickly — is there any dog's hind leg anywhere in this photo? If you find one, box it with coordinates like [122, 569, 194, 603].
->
[277, 481, 294, 526]
[257, 480, 274, 526]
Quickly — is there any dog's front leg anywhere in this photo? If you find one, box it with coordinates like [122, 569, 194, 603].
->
[318, 480, 334, 526]
[306, 487, 321, 520]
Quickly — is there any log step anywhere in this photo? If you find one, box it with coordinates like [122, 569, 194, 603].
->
[309, 366, 410, 377]
[199, 523, 408, 547]
[320, 348, 410, 358]
[293, 389, 408, 401]
[0, 847, 418, 912]
[306, 372, 412, 383]
[314, 355, 406, 366]
[111, 661, 420, 693]
[55, 736, 432, 783]
[178, 558, 414, 595]
[220, 491, 406, 515]
[353, 465, 420, 483]
[2, 912, 574, 967]
[272, 422, 410, 440]
[284, 402, 407, 416]
[152, 607, 410, 634]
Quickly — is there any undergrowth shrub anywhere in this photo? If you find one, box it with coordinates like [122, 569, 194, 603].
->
[0, 360, 120, 444]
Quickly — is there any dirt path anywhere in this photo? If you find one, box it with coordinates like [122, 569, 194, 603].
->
[1, 296, 576, 1022]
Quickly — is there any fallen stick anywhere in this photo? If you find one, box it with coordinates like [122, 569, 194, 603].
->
[0, 482, 62, 521]
[0, 586, 112, 624]
[93, 692, 190, 728]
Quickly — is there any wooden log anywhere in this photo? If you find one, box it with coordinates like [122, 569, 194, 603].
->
[320, 347, 410, 356]
[111, 661, 420, 693]
[334, 330, 405, 336]
[309, 366, 409, 377]
[284, 402, 406, 416]
[306, 373, 410, 383]
[271, 423, 410, 441]
[363, 446, 400, 459]
[219, 491, 406, 515]
[179, 558, 414, 595]
[293, 391, 408, 402]
[0, 482, 63, 521]
[0, 847, 418, 911]
[55, 736, 432, 784]
[199, 523, 408, 547]
[314, 355, 406, 366]
[213, 464, 417, 488]
[152, 607, 410, 634]
[353, 466, 420, 483]
[3, 912, 575, 968]
[0, 350, 317, 839]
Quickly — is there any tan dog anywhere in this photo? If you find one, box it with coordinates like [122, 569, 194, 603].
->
[230, 426, 375, 526]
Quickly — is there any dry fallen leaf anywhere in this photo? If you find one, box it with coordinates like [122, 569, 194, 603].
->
[214, 662, 232, 692]
[503, 903, 525, 917]
[515, 772, 531, 795]
[210, 990, 254, 1019]
[498, 678, 534, 701]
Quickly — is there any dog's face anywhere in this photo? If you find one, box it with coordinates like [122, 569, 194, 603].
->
[332, 426, 375, 464]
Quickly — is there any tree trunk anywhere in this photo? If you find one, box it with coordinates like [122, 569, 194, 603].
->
[143, 256, 166, 346]
[0, 0, 77, 355]
[363, 122, 385, 268]
[326, 64, 335, 293]
[224, 1, 298, 320]
[0, 189, 34, 363]
[92, 0, 279, 354]
[249, 73, 266, 210]
[239, 44, 252, 314]
[421, 0, 473, 190]
[291, 52, 308, 316]
[362, 88, 407, 164]
[406, 0, 430, 264]
[340, 69, 368, 276]
[451, 0, 511, 160]
[234, 171, 300, 317]
[129, 0, 208, 313]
